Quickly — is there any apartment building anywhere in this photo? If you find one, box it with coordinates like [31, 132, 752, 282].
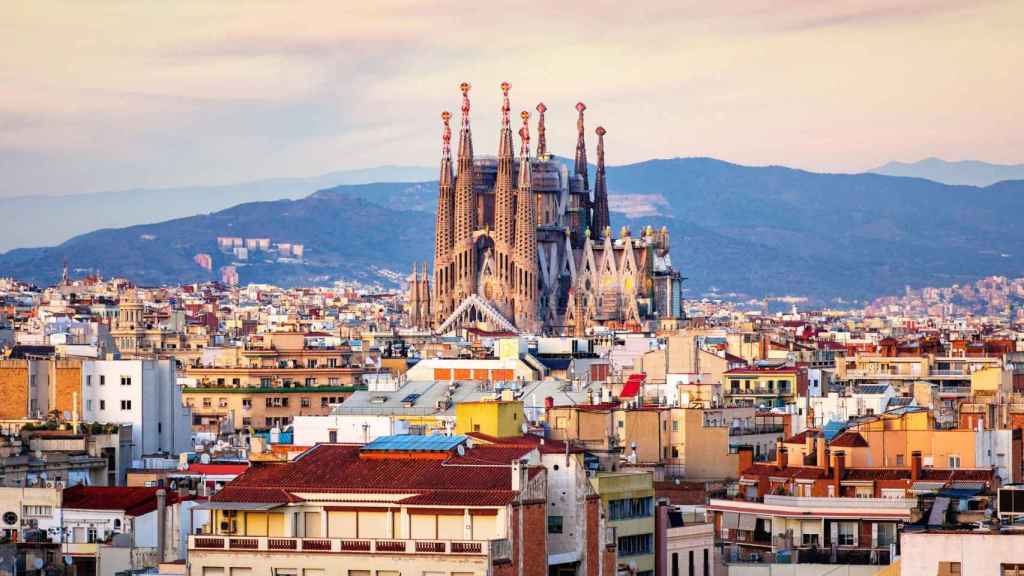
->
[0, 357, 82, 420]
[591, 471, 656, 575]
[187, 435, 616, 576]
[81, 359, 192, 463]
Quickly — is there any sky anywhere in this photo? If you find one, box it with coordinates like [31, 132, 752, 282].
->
[1, 0, 1021, 198]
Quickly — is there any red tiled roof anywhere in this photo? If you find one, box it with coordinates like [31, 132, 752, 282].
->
[829, 431, 869, 448]
[213, 444, 533, 506]
[783, 430, 817, 445]
[62, 485, 187, 516]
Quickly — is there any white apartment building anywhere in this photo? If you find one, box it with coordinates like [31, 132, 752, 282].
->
[80, 359, 192, 463]
[291, 413, 408, 445]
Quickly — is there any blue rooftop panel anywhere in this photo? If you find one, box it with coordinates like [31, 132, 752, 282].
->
[822, 421, 847, 441]
[363, 434, 467, 452]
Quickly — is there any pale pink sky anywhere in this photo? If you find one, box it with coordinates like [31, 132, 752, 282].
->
[1, 0, 1020, 197]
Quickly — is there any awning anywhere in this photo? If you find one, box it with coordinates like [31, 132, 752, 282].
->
[722, 512, 739, 529]
[911, 481, 946, 494]
[620, 374, 646, 398]
[548, 550, 581, 565]
[738, 514, 757, 531]
[191, 502, 282, 511]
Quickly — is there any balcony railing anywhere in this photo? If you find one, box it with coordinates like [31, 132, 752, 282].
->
[724, 546, 893, 566]
[189, 535, 490, 556]
[762, 495, 918, 509]
[729, 425, 785, 436]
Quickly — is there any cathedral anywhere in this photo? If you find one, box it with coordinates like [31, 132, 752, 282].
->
[407, 82, 682, 335]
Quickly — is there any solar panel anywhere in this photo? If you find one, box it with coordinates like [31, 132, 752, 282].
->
[822, 420, 847, 441]
[363, 434, 467, 452]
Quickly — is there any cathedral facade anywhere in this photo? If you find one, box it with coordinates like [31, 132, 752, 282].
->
[409, 82, 682, 335]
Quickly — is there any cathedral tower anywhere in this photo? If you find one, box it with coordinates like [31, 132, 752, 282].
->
[535, 102, 547, 159]
[492, 82, 517, 317]
[452, 82, 477, 303]
[514, 110, 539, 332]
[591, 126, 610, 238]
[433, 111, 455, 325]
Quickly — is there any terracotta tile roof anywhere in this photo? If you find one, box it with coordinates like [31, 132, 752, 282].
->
[741, 464, 828, 480]
[184, 463, 249, 476]
[783, 430, 817, 445]
[829, 431, 869, 448]
[62, 485, 188, 516]
[213, 443, 531, 507]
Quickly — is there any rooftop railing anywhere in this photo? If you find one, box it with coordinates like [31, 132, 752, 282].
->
[189, 535, 492, 557]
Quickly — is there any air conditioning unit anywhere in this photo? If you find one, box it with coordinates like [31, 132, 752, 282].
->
[220, 520, 237, 533]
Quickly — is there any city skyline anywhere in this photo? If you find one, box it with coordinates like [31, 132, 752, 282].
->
[2, 0, 1022, 198]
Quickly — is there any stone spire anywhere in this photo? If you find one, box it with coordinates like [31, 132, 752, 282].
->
[514, 110, 538, 332]
[574, 102, 589, 192]
[433, 110, 455, 325]
[591, 126, 610, 239]
[493, 82, 517, 316]
[452, 82, 477, 301]
[535, 102, 547, 158]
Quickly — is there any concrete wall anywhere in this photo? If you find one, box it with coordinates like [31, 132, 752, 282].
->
[901, 531, 1024, 575]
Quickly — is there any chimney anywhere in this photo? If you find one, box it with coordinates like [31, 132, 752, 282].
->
[832, 451, 845, 496]
[805, 431, 815, 456]
[544, 396, 555, 411]
[156, 489, 167, 562]
[911, 451, 922, 482]
[775, 440, 784, 466]
[777, 447, 788, 469]
[737, 446, 754, 477]
[816, 434, 828, 469]
[511, 459, 528, 493]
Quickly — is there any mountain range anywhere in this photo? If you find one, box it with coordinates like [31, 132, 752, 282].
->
[3, 157, 1024, 305]
[869, 157, 1024, 187]
[0, 165, 435, 253]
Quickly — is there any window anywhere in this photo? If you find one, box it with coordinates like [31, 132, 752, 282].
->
[23, 505, 52, 517]
[242, 417, 252, 427]
[301, 397, 310, 408]
[121, 376, 132, 386]
[86, 400, 93, 411]
[87, 527, 97, 543]
[305, 377, 317, 386]
[260, 377, 272, 387]
[608, 497, 653, 520]
[617, 533, 653, 557]
[938, 562, 961, 576]
[672, 420, 679, 432]
[617, 420, 624, 429]
[802, 533, 820, 546]
[837, 521, 857, 546]
[100, 400, 106, 410]
[876, 523, 896, 547]
[121, 400, 132, 410]
[689, 550, 695, 576]
[895, 454, 905, 466]
[1002, 564, 1024, 576]
[328, 430, 337, 443]
[242, 399, 252, 409]
[232, 378, 241, 386]
[86, 375, 92, 386]
[547, 515, 563, 534]
[158, 422, 162, 434]
[949, 455, 961, 469]
[218, 398, 228, 408]
[321, 397, 330, 407]
[307, 359, 317, 368]
[671, 552, 679, 576]
[328, 377, 340, 385]
[203, 398, 212, 408]
[100, 375, 106, 385]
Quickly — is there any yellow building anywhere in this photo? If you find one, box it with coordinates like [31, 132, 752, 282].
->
[592, 471, 656, 575]
[454, 399, 526, 438]
[723, 366, 804, 408]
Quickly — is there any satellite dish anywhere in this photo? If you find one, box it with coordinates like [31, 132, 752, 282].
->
[456, 444, 466, 457]
[200, 453, 211, 464]
[64, 555, 73, 565]
[521, 422, 528, 434]
[34, 559, 44, 570]
[63, 411, 71, 420]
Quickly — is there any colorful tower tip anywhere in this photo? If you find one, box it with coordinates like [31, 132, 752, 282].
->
[537, 102, 547, 114]
[576, 102, 586, 113]
[596, 126, 606, 136]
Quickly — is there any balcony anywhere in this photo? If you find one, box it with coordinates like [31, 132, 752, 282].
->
[189, 535, 498, 557]
[729, 425, 785, 436]
[724, 546, 893, 566]
[763, 495, 918, 509]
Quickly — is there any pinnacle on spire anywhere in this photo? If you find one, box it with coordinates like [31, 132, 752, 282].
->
[441, 110, 452, 156]
[591, 125, 610, 238]
[574, 102, 589, 191]
[500, 81, 511, 129]
[518, 110, 531, 159]
[457, 82, 473, 162]
[535, 102, 547, 158]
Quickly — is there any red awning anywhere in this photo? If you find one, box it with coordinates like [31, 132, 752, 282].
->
[620, 373, 646, 398]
